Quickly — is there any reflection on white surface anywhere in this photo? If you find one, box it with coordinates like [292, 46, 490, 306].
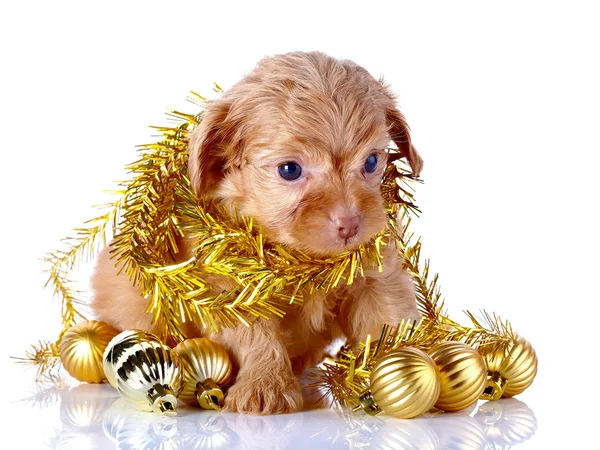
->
[18, 381, 537, 449]
[474, 399, 537, 449]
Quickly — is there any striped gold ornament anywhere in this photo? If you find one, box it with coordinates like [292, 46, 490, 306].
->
[59, 320, 119, 383]
[357, 347, 441, 419]
[174, 338, 233, 410]
[480, 336, 537, 400]
[102, 329, 161, 389]
[103, 330, 184, 415]
[428, 341, 487, 412]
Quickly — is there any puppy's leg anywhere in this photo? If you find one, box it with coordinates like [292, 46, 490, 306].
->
[210, 319, 303, 415]
[338, 251, 420, 347]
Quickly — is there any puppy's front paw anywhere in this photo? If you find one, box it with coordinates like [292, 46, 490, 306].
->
[224, 374, 303, 415]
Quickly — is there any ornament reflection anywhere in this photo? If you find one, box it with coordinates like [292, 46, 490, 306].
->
[39, 381, 537, 450]
[42, 383, 117, 449]
[474, 398, 537, 448]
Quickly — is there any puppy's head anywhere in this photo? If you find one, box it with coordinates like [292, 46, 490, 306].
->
[188, 51, 422, 257]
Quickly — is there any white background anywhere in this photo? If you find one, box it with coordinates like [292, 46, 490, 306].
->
[2, 1, 599, 448]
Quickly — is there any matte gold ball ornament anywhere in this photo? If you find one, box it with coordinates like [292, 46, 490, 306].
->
[102, 330, 184, 416]
[480, 336, 538, 400]
[173, 338, 233, 411]
[59, 320, 119, 383]
[356, 347, 441, 419]
[428, 341, 487, 412]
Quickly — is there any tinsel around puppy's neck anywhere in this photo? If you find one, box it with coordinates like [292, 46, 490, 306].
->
[29, 91, 421, 377]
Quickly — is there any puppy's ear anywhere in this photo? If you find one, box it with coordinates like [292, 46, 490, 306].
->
[385, 105, 423, 177]
[380, 81, 423, 177]
[187, 98, 242, 194]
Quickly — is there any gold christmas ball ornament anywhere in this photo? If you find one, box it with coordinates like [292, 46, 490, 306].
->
[356, 347, 441, 419]
[480, 336, 538, 401]
[428, 341, 487, 412]
[59, 320, 120, 383]
[103, 330, 184, 415]
[102, 329, 162, 389]
[173, 338, 233, 411]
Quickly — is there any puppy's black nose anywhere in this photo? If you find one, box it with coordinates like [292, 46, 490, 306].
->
[336, 216, 360, 239]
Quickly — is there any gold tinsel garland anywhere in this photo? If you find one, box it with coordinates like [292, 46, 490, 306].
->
[310, 311, 519, 410]
[21, 88, 533, 396]
[21, 89, 423, 377]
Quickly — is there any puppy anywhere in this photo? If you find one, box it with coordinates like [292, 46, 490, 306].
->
[91, 51, 423, 414]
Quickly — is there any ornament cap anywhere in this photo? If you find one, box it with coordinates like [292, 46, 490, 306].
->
[147, 384, 178, 416]
[356, 390, 382, 416]
[481, 371, 507, 401]
[196, 379, 224, 411]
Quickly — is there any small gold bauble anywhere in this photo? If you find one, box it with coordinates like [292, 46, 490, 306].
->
[103, 330, 184, 415]
[428, 341, 487, 412]
[102, 329, 161, 389]
[59, 320, 119, 383]
[481, 336, 538, 400]
[358, 347, 441, 419]
[173, 338, 233, 410]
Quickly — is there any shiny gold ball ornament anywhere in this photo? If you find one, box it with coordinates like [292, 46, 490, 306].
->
[103, 329, 161, 389]
[59, 320, 119, 383]
[356, 347, 441, 419]
[173, 338, 233, 411]
[428, 341, 487, 412]
[480, 336, 538, 400]
[103, 330, 184, 415]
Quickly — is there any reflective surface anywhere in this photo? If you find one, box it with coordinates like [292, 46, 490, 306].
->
[10, 375, 539, 450]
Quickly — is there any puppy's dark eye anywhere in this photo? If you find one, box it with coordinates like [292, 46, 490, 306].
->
[278, 162, 303, 181]
[364, 154, 378, 173]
